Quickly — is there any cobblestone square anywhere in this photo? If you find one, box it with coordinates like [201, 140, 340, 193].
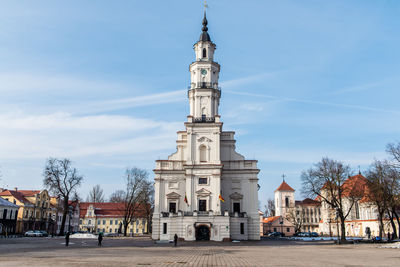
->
[0, 237, 399, 266]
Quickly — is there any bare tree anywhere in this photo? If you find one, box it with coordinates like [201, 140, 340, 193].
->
[139, 179, 154, 233]
[301, 158, 364, 242]
[109, 190, 126, 203]
[386, 142, 400, 238]
[264, 198, 275, 217]
[87, 184, 105, 203]
[121, 167, 148, 236]
[43, 158, 83, 235]
[387, 142, 400, 169]
[285, 207, 303, 233]
[366, 161, 390, 238]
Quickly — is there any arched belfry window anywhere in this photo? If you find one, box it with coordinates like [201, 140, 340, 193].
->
[202, 48, 207, 58]
[200, 145, 207, 162]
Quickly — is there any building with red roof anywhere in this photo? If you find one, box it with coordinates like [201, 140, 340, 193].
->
[79, 202, 148, 236]
[0, 188, 54, 234]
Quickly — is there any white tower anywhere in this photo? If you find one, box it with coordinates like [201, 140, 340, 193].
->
[188, 12, 221, 121]
[274, 179, 295, 218]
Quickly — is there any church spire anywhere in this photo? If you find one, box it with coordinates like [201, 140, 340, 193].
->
[199, 10, 211, 42]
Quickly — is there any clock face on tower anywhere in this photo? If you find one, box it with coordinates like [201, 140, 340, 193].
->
[201, 69, 207, 75]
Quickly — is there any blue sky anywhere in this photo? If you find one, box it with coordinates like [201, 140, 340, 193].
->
[0, 0, 399, 206]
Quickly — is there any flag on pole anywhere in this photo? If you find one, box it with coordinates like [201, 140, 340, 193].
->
[219, 194, 225, 203]
[184, 193, 189, 206]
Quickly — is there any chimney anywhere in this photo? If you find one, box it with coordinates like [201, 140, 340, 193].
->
[14, 187, 18, 191]
[0, 188, 4, 193]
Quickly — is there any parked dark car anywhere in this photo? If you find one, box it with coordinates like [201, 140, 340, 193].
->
[267, 232, 285, 237]
[310, 232, 319, 237]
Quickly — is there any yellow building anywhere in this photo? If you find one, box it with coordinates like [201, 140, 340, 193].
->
[79, 202, 148, 235]
[0, 188, 55, 234]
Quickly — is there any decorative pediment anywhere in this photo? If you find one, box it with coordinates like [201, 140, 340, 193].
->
[166, 192, 181, 199]
[197, 137, 212, 143]
[195, 188, 212, 197]
[229, 192, 243, 200]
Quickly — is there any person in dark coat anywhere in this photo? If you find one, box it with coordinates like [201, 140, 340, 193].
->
[98, 233, 103, 247]
[174, 234, 178, 247]
[65, 232, 70, 247]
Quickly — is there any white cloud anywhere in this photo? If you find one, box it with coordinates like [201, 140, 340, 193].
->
[77, 90, 186, 114]
[0, 111, 180, 159]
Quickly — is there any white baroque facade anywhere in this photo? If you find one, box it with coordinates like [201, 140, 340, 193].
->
[152, 12, 260, 241]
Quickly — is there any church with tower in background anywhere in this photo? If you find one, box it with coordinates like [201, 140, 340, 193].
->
[151, 11, 260, 241]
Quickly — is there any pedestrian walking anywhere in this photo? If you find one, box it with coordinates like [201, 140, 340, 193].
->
[98, 233, 103, 247]
[174, 233, 178, 247]
[65, 231, 70, 247]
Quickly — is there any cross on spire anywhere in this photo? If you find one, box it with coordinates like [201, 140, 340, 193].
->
[282, 174, 286, 182]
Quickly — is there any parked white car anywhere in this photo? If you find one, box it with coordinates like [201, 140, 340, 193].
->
[24, 230, 43, 237]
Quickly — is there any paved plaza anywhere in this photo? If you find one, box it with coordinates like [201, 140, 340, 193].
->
[0, 237, 399, 266]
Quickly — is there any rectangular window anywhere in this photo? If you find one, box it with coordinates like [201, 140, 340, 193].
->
[110, 220, 113, 225]
[355, 202, 360, 219]
[286, 228, 290, 232]
[199, 178, 208, 185]
[233, 203, 240, 213]
[98, 220, 100, 225]
[163, 223, 167, 234]
[273, 227, 277, 232]
[169, 202, 176, 213]
[88, 219, 92, 225]
[115, 228, 118, 233]
[109, 229, 112, 233]
[130, 229, 133, 233]
[240, 223, 244, 235]
[285, 197, 289, 207]
[115, 220, 118, 225]
[103, 220, 106, 225]
[199, 200, 207, 212]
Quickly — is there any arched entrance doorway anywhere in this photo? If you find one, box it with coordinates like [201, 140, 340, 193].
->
[196, 225, 210, 241]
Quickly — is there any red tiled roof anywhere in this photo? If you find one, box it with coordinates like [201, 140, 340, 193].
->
[0, 190, 30, 204]
[319, 174, 372, 203]
[275, 181, 295, 192]
[342, 174, 370, 201]
[263, 216, 281, 224]
[79, 202, 147, 218]
[299, 198, 320, 206]
[17, 190, 41, 197]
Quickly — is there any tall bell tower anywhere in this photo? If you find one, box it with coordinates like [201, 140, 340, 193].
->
[188, 11, 221, 121]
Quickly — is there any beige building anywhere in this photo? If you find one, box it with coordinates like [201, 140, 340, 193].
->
[295, 198, 321, 233]
[263, 216, 295, 236]
[0, 188, 54, 234]
[79, 202, 148, 235]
